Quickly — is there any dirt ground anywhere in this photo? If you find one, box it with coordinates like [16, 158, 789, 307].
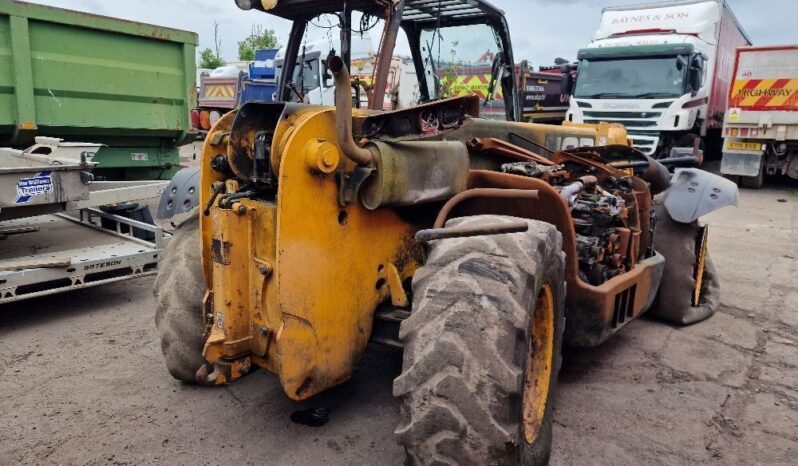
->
[1, 177, 796, 465]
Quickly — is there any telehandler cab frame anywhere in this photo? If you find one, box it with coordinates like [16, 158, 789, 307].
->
[267, 0, 520, 120]
[155, 0, 737, 463]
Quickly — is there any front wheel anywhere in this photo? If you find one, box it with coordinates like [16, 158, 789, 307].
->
[394, 215, 565, 465]
[153, 213, 207, 382]
[650, 198, 720, 325]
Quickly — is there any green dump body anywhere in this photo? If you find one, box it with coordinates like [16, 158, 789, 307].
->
[0, 0, 197, 180]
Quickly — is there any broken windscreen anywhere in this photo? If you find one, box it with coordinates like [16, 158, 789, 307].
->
[419, 23, 503, 103]
[277, 12, 416, 108]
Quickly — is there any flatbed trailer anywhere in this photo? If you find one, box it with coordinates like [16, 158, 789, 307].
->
[0, 180, 169, 303]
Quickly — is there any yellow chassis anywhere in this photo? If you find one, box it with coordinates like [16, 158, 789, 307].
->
[199, 107, 419, 398]
[197, 105, 632, 399]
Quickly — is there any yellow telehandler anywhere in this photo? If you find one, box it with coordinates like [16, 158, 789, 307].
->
[155, 1, 737, 463]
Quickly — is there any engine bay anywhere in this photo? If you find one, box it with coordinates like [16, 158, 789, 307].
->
[569, 177, 636, 285]
[499, 153, 646, 286]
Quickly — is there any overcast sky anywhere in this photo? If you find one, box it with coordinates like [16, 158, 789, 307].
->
[25, 0, 795, 68]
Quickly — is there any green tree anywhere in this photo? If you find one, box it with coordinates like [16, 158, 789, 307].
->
[198, 48, 225, 69]
[198, 22, 224, 69]
[238, 25, 279, 61]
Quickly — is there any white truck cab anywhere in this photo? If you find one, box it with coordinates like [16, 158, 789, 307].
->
[274, 39, 341, 106]
[566, 0, 750, 158]
[274, 35, 418, 110]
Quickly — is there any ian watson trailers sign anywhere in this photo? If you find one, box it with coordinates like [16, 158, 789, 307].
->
[15, 171, 54, 204]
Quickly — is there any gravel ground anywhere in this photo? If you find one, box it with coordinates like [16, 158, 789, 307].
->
[1, 178, 796, 465]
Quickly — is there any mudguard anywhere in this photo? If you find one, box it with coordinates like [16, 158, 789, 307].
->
[157, 166, 200, 220]
[664, 168, 738, 223]
[721, 151, 764, 177]
[651, 197, 721, 325]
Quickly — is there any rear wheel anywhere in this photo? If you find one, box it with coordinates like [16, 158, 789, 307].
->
[154, 213, 207, 382]
[394, 215, 565, 465]
[740, 163, 764, 189]
[723, 174, 741, 185]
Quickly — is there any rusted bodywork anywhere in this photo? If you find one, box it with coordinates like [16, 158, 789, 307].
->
[150, 2, 742, 464]
[451, 149, 667, 347]
[194, 86, 674, 398]
[176, 0, 704, 400]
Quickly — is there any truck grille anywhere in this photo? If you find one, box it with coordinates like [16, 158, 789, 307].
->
[583, 111, 662, 119]
[582, 110, 661, 155]
[583, 119, 658, 127]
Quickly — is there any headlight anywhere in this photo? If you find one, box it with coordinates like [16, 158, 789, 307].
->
[234, 0, 253, 10]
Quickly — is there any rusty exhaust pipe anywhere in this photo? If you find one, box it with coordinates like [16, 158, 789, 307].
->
[433, 188, 540, 229]
[328, 56, 374, 166]
[560, 175, 597, 206]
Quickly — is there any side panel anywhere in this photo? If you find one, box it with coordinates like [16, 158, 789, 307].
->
[198, 108, 422, 399]
[27, 20, 191, 136]
[521, 71, 568, 123]
[198, 76, 243, 109]
[1, 14, 37, 140]
[729, 47, 798, 112]
[274, 110, 420, 399]
[0, 0, 197, 153]
[596, 1, 720, 43]
[0, 15, 12, 131]
[707, 4, 751, 129]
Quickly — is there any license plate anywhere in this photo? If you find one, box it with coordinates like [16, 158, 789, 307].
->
[725, 141, 761, 152]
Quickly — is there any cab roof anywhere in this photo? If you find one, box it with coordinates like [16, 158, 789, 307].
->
[252, 0, 506, 26]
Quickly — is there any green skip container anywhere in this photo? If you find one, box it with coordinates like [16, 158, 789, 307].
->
[0, 0, 197, 180]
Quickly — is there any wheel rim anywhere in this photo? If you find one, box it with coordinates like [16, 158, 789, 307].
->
[692, 226, 709, 306]
[522, 283, 555, 444]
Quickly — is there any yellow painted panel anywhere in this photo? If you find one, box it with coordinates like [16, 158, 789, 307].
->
[274, 109, 419, 399]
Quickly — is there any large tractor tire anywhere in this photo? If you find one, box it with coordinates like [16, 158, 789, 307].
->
[394, 215, 565, 465]
[650, 198, 721, 325]
[153, 213, 207, 383]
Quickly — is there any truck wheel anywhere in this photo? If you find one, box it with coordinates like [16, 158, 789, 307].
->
[650, 199, 720, 325]
[740, 164, 764, 189]
[723, 174, 741, 185]
[153, 212, 207, 383]
[394, 215, 565, 465]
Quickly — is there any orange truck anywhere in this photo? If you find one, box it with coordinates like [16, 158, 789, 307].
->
[721, 45, 798, 188]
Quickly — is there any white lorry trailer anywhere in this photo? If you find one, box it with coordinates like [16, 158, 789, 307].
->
[721, 45, 798, 188]
[565, 0, 750, 158]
